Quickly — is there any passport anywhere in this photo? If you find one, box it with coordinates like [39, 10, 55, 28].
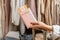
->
[18, 5, 37, 28]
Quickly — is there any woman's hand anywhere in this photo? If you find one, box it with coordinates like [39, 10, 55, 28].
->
[30, 22, 46, 29]
[30, 22, 53, 31]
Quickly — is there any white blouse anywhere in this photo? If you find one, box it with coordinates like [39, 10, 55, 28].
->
[52, 25, 60, 40]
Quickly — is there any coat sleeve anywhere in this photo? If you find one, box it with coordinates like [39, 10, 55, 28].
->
[52, 25, 60, 40]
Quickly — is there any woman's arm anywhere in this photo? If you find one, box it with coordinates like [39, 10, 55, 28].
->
[42, 24, 53, 31]
[30, 22, 53, 31]
[30, 22, 60, 40]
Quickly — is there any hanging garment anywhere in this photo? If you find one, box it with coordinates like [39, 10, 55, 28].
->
[30, 0, 37, 18]
[44, 0, 49, 24]
[43, 0, 52, 25]
[41, 0, 44, 14]
[11, 0, 20, 31]
[10, 0, 19, 31]
[11, 0, 20, 26]
[0, 3, 3, 39]
[20, 19, 25, 35]
[0, 6, 1, 28]
[11, 0, 16, 25]
[52, 0, 57, 25]
[1, 0, 11, 38]
[59, 14, 60, 25]
[1, 0, 6, 38]
[19, 0, 25, 35]
[37, 0, 41, 21]
[15, 0, 20, 26]
[11, 0, 25, 34]
[56, 0, 60, 25]
[48, 0, 52, 25]
[5, 0, 11, 34]
[41, 0, 52, 40]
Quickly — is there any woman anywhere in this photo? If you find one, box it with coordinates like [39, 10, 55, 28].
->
[30, 22, 60, 40]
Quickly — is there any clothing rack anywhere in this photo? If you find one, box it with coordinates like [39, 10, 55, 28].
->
[1, 0, 60, 40]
